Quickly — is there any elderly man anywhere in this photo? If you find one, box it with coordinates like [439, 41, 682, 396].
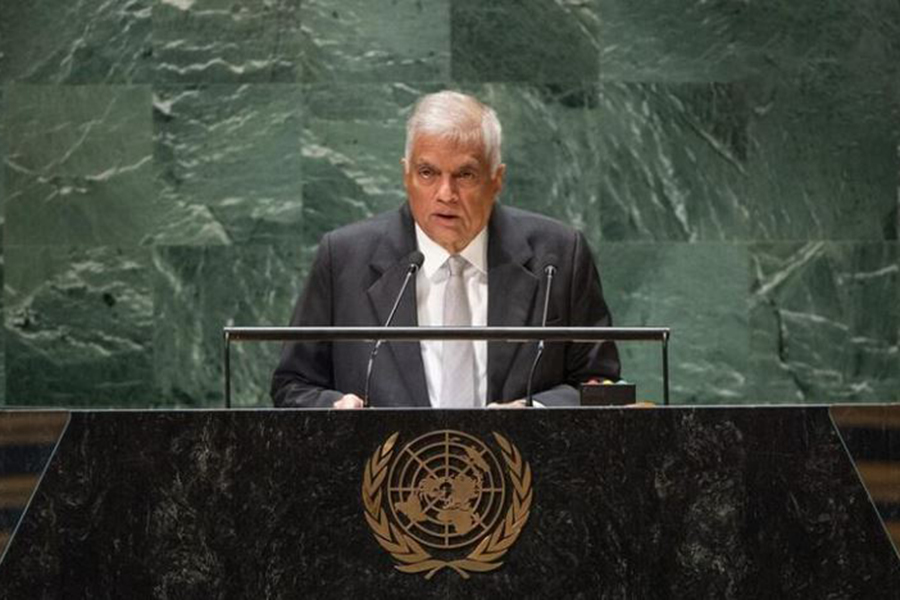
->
[271, 91, 619, 408]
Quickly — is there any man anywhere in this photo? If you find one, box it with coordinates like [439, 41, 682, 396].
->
[271, 91, 619, 408]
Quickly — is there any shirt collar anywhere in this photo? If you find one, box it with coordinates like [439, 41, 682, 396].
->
[415, 224, 488, 279]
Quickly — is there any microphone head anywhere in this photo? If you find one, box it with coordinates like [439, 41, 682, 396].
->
[542, 253, 559, 275]
[408, 250, 425, 272]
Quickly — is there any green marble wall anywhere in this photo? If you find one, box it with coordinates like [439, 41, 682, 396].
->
[0, 0, 897, 407]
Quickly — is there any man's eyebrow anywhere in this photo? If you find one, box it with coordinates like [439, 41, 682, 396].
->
[455, 161, 481, 171]
[413, 158, 482, 172]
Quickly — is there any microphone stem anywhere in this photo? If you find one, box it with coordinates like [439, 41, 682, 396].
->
[363, 341, 383, 406]
[526, 267, 555, 407]
[525, 341, 544, 407]
[540, 269, 554, 328]
[363, 264, 419, 407]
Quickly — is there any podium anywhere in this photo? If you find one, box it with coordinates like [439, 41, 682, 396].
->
[1, 407, 898, 598]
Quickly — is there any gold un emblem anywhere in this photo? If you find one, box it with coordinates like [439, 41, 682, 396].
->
[362, 430, 533, 579]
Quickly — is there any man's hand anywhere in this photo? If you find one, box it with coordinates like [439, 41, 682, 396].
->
[333, 394, 365, 409]
[487, 399, 528, 409]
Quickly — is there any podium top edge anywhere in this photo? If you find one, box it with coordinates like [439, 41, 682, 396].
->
[222, 326, 671, 342]
[0, 405, 857, 414]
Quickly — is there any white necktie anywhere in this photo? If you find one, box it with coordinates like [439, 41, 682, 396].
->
[441, 256, 476, 407]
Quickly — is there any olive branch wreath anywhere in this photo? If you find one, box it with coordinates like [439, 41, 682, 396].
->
[361, 431, 533, 580]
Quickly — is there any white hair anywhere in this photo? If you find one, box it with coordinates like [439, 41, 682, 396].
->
[404, 91, 503, 175]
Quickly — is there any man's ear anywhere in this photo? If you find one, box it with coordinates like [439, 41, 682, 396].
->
[492, 163, 506, 194]
[401, 158, 412, 192]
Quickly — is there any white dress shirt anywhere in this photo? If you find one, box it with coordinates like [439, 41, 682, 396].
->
[415, 225, 488, 407]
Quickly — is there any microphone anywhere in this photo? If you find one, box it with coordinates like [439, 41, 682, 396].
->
[526, 255, 558, 407]
[363, 250, 425, 407]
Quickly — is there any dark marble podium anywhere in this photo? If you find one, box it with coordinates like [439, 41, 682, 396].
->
[1, 407, 898, 599]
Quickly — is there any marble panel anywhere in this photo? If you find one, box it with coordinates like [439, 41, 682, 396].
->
[1, 87, 5, 403]
[152, 84, 304, 245]
[152, 0, 302, 83]
[0, 85, 5, 221]
[740, 69, 898, 242]
[596, 82, 750, 242]
[300, 83, 427, 241]
[749, 242, 900, 403]
[3, 85, 157, 247]
[0, 253, 4, 404]
[598, 0, 760, 83]
[598, 0, 900, 83]
[597, 242, 750, 405]
[3, 246, 155, 407]
[0, 263, 4, 404]
[0, 0, 152, 84]
[151, 243, 312, 407]
[596, 76, 897, 242]
[737, 0, 900, 83]
[300, 0, 450, 83]
[450, 0, 600, 83]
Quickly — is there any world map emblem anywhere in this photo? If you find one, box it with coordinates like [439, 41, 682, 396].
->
[362, 430, 533, 579]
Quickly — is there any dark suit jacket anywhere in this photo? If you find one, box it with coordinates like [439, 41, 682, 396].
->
[271, 203, 620, 407]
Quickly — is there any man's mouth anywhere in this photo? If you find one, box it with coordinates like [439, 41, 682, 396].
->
[434, 213, 460, 223]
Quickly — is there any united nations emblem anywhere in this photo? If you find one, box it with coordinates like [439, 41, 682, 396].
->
[361, 430, 533, 579]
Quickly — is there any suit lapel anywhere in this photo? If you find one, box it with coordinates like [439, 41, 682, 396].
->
[366, 205, 430, 407]
[487, 205, 538, 401]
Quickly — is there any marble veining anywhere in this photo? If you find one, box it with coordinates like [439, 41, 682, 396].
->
[598, 0, 900, 83]
[153, 0, 302, 83]
[750, 243, 899, 403]
[0, 0, 152, 84]
[301, 0, 450, 83]
[596, 78, 897, 242]
[451, 0, 600, 83]
[151, 243, 312, 407]
[3, 247, 155, 407]
[3, 85, 155, 247]
[599, 242, 750, 404]
[152, 84, 305, 245]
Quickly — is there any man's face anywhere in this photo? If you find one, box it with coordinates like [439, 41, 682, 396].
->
[404, 134, 505, 254]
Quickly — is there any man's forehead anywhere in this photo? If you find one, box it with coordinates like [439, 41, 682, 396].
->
[410, 135, 488, 167]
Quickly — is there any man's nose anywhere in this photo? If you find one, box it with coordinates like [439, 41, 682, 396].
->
[435, 174, 458, 202]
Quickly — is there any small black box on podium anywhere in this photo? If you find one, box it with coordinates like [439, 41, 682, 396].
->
[580, 381, 636, 406]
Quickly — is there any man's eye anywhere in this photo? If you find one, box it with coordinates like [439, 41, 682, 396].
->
[418, 168, 435, 178]
[458, 171, 476, 180]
